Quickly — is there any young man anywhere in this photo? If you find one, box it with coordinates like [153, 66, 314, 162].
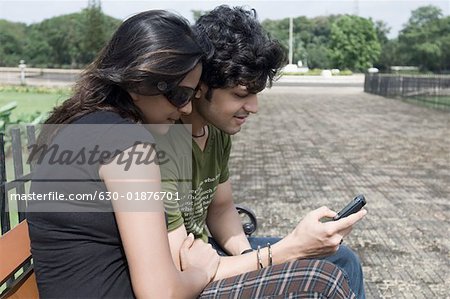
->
[161, 5, 366, 298]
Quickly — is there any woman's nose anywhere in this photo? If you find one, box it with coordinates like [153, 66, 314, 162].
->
[179, 101, 193, 115]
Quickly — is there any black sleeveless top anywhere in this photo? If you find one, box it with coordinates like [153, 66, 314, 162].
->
[27, 111, 155, 298]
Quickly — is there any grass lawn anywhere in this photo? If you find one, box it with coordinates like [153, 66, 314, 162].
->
[0, 87, 70, 122]
[406, 95, 450, 111]
[0, 85, 71, 185]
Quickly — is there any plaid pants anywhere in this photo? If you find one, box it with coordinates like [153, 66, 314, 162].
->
[199, 259, 355, 299]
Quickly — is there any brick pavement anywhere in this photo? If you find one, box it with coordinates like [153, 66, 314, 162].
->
[229, 85, 450, 298]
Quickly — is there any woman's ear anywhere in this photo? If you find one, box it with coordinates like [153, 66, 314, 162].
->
[194, 82, 208, 99]
[194, 88, 202, 99]
[128, 92, 140, 102]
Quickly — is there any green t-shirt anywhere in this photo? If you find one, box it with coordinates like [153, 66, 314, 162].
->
[158, 124, 231, 242]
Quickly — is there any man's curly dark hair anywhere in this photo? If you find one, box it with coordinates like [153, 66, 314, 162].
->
[195, 5, 287, 99]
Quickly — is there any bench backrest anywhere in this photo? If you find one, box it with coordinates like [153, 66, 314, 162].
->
[1, 127, 39, 299]
[0, 220, 38, 299]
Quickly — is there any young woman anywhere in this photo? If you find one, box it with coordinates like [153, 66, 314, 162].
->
[27, 10, 218, 298]
[27, 9, 355, 299]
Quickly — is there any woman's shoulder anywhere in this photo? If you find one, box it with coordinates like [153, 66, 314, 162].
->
[72, 110, 133, 125]
[68, 110, 154, 147]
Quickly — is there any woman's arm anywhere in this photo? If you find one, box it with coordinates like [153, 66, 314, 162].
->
[100, 143, 218, 298]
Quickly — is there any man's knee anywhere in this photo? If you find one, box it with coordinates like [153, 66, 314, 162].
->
[328, 245, 362, 266]
[287, 259, 356, 297]
[324, 245, 365, 298]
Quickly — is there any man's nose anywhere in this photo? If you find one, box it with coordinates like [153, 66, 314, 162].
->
[244, 94, 258, 114]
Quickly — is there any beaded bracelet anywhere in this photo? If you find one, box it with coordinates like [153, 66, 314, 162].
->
[267, 243, 273, 267]
[257, 245, 264, 269]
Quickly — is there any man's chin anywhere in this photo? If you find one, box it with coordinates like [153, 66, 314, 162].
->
[210, 120, 243, 135]
[222, 125, 241, 135]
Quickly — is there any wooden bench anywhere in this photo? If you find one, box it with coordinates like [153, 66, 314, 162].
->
[0, 220, 38, 299]
[1, 127, 39, 299]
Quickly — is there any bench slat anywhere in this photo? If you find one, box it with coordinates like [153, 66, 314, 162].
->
[1, 265, 38, 299]
[0, 221, 32, 284]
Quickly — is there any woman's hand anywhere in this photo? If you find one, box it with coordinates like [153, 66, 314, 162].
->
[180, 234, 220, 283]
[281, 206, 367, 259]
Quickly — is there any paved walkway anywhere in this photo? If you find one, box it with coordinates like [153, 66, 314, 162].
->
[2, 73, 449, 297]
[229, 85, 450, 298]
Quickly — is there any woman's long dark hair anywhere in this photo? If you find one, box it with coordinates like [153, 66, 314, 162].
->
[46, 10, 212, 126]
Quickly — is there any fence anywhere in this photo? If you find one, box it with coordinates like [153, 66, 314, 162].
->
[0, 67, 79, 86]
[0, 126, 36, 296]
[364, 73, 450, 110]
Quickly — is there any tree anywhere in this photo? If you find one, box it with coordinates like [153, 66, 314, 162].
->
[262, 15, 339, 67]
[191, 10, 208, 22]
[374, 20, 390, 45]
[372, 20, 394, 71]
[23, 28, 53, 67]
[407, 5, 443, 27]
[82, 0, 106, 64]
[24, 13, 86, 67]
[397, 5, 448, 72]
[306, 43, 333, 69]
[0, 20, 27, 66]
[439, 17, 450, 71]
[330, 15, 381, 71]
[262, 18, 290, 51]
[374, 39, 400, 71]
[20, 1, 120, 68]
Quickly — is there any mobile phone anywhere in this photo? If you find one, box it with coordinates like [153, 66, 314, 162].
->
[333, 194, 366, 221]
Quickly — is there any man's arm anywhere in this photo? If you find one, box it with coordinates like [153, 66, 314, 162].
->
[206, 179, 252, 255]
[169, 205, 366, 281]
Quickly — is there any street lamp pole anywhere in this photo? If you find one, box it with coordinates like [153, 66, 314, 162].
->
[289, 16, 293, 65]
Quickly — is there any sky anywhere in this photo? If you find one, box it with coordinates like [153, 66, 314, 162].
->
[0, 0, 449, 38]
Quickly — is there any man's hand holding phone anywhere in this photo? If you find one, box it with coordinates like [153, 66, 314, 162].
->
[278, 195, 367, 261]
